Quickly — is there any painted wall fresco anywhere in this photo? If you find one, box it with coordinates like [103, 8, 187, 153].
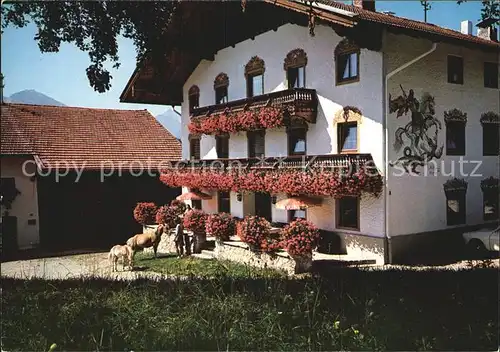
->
[389, 85, 443, 174]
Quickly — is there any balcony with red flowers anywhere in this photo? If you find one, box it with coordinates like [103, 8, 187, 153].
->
[188, 88, 319, 135]
[159, 154, 383, 198]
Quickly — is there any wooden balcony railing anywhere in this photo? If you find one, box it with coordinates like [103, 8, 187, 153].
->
[191, 88, 319, 124]
[166, 154, 377, 172]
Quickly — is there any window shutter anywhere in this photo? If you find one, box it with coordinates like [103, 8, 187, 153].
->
[194, 139, 200, 159]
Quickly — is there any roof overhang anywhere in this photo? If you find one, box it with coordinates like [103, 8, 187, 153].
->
[120, 0, 499, 107]
[120, 0, 358, 106]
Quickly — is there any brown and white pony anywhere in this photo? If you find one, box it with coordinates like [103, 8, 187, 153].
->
[109, 244, 134, 272]
[126, 224, 165, 258]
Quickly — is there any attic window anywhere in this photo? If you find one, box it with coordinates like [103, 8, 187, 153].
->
[334, 39, 360, 85]
[245, 56, 265, 97]
[188, 85, 200, 113]
[214, 73, 229, 104]
[284, 49, 307, 89]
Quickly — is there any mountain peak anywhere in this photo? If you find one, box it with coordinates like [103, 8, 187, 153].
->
[6, 89, 65, 106]
[156, 107, 181, 139]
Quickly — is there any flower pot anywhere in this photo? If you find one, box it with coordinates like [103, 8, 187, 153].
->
[289, 252, 313, 274]
[193, 232, 207, 253]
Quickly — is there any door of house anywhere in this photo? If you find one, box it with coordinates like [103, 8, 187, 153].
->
[1, 215, 18, 253]
[255, 193, 272, 222]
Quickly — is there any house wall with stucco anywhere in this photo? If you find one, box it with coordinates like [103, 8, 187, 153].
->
[384, 32, 499, 261]
[180, 23, 386, 241]
[385, 33, 499, 233]
[0, 156, 40, 250]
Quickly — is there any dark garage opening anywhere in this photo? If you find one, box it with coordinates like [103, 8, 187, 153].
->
[37, 171, 180, 251]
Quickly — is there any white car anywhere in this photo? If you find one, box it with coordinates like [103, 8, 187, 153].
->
[463, 225, 500, 254]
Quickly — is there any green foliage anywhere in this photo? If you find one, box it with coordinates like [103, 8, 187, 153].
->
[457, 0, 500, 22]
[2, 269, 498, 351]
[155, 205, 181, 228]
[1, 1, 179, 92]
[134, 252, 285, 279]
[2, 1, 496, 94]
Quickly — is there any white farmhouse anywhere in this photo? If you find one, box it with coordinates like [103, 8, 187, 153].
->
[121, 0, 499, 264]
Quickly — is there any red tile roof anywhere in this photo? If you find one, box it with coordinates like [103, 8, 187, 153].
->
[1, 103, 181, 170]
[317, 0, 499, 48]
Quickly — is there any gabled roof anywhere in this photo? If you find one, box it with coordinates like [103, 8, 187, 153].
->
[313, 0, 498, 47]
[1, 103, 181, 170]
[120, 0, 499, 106]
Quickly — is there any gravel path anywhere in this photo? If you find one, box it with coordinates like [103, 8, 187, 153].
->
[0, 252, 180, 281]
[361, 258, 499, 271]
[1, 252, 498, 281]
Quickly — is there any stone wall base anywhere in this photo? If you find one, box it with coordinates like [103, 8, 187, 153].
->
[388, 229, 465, 264]
[318, 231, 386, 265]
[142, 225, 178, 255]
[343, 234, 386, 265]
[214, 241, 296, 275]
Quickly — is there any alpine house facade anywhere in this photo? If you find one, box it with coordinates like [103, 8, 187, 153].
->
[121, 0, 499, 264]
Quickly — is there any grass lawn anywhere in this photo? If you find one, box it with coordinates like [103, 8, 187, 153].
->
[134, 252, 286, 278]
[2, 268, 498, 351]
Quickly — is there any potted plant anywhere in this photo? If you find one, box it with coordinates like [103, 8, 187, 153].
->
[155, 205, 182, 229]
[133, 202, 158, 232]
[170, 199, 187, 215]
[261, 231, 282, 255]
[205, 212, 236, 242]
[237, 215, 271, 253]
[183, 209, 208, 253]
[281, 218, 319, 273]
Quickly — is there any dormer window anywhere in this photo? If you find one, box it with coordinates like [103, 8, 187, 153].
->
[214, 73, 229, 104]
[245, 56, 265, 97]
[284, 49, 307, 89]
[188, 85, 200, 113]
[335, 39, 360, 85]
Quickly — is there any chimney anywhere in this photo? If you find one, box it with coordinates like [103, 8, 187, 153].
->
[460, 20, 472, 35]
[353, 0, 375, 12]
[476, 18, 499, 42]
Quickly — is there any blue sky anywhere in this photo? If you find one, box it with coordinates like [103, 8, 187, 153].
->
[1, 1, 484, 116]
